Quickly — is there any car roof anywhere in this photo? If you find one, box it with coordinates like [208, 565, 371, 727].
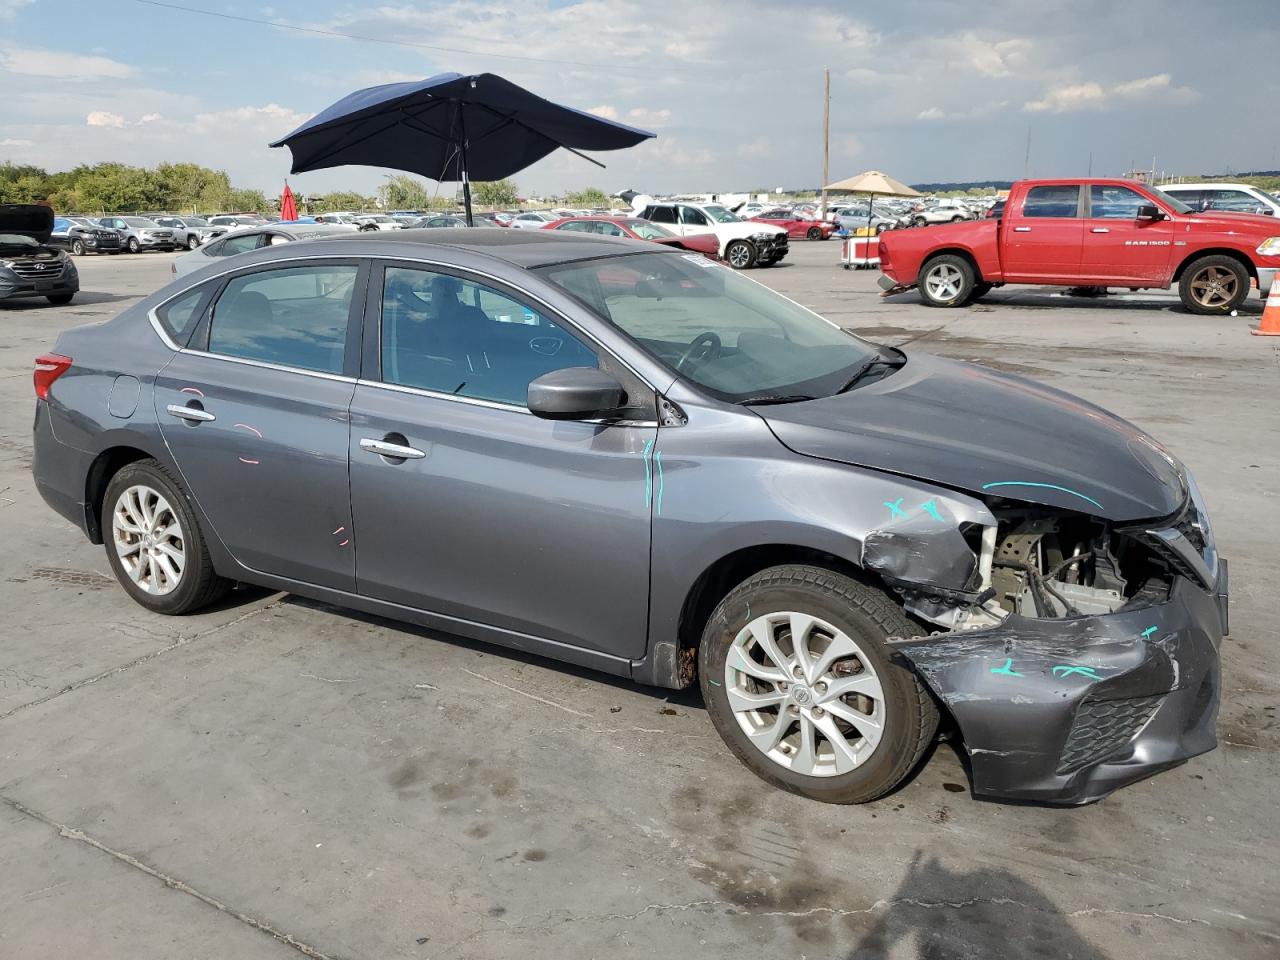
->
[1160, 182, 1257, 191]
[298, 226, 666, 268]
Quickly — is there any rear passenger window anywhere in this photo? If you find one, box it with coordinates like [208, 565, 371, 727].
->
[647, 206, 677, 224]
[207, 264, 358, 374]
[1022, 185, 1080, 218]
[380, 266, 598, 407]
[217, 233, 264, 256]
[157, 284, 215, 346]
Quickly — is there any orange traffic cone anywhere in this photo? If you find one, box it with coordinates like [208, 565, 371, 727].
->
[1253, 280, 1280, 335]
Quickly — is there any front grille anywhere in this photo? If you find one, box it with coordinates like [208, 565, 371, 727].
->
[1058, 694, 1164, 773]
[94, 231, 119, 242]
[146, 231, 174, 240]
[10, 260, 64, 280]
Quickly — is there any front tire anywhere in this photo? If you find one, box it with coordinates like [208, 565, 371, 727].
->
[725, 239, 757, 269]
[70, 239, 85, 256]
[102, 459, 231, 615]
[918, 254, 976, 307]
[186, 235, 200, 250]
[1179, 255, 1249, 315]
[806, 226, 823, 241]
[699, 565, 938, 804]
[126, 237, 140, 254]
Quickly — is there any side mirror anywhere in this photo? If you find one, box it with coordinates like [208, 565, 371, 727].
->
[1136, 204, 1163, 221]
[528, 367, 625, 420]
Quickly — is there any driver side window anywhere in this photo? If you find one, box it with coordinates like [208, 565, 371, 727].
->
[680, 206, 709, 226]
[380, 266, 599, 407]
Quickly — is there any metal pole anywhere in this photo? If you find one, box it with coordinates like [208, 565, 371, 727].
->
[458, 103, 474, 226]
[821, 66, 829, 221]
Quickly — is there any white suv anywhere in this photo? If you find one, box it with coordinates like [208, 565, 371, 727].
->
[636, 201, 788, 268]
[1158, 182, 1280, 218]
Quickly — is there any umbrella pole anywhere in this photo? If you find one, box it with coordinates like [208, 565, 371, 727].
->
[458, 106, 474, 227]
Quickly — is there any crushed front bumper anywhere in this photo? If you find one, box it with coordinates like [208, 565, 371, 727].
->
[894, 563, 1227, 804]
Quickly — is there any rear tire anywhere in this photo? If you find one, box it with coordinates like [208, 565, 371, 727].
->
[725, 239, 757, 269]
[1179, 255, 1249, 315]
[806, 226, 823, 240]
[102, 459, 231, 615]
[918, 254, 976, 307]
[699, 565, 938, 804]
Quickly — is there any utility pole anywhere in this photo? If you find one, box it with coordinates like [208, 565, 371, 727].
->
[821, 66, 830, 219]
[1023, 125, 1032, 178]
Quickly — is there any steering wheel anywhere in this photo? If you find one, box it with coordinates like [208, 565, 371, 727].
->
[676, 332, 722, 372]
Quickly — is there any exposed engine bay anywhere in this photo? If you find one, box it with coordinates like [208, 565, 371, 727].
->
[893, 507, 1174, 633]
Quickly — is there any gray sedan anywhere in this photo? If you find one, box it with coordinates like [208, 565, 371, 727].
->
[168, 222, 356, 277]
[31, 230, 1226, 806]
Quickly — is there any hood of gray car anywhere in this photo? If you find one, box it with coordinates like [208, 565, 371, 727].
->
[757, 352, 1186, 523]
[0, 203, 54, 243]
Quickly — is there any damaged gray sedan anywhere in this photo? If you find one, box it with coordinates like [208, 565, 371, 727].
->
[31, 230, 1227, 805]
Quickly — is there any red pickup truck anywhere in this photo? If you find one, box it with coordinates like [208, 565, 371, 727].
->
[877, 178, 1280, 314]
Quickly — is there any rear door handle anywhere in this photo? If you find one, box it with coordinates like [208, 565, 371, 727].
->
[1091, 227, 1111, 234]
[360, 437, 426, 460]
[166, 403, 215, 423]
[1012, 226, 1032, 233]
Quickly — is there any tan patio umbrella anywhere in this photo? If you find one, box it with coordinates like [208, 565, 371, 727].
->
[825, 170, 921, 236]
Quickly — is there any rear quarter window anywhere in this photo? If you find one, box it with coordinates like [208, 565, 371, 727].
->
[155, 283, 216, 347]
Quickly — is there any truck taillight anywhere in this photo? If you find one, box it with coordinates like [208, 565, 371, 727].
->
[34, 354, 72, 400]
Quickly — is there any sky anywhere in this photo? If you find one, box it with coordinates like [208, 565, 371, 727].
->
[1, 0, 1277, 199]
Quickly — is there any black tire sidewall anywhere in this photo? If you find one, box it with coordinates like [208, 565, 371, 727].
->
[725, 240, 756, 269]
[127, 238, 140, 253]
[806, 227, 822, 240]
[71, 240, 84, 256]
[102, 460, 214, 615]
[699, 571, 929, 803]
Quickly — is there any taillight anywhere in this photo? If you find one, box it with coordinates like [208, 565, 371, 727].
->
[34, 354, 72, 400]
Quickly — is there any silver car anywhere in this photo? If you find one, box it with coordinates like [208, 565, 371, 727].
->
[96, 216, 180, 253]
[31, 230, 1227, 807]
[168, 222, 356, 277]
[153, 216, 224, 249]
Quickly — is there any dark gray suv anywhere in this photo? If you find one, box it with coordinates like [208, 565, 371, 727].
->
[31, 230, 1228, 805]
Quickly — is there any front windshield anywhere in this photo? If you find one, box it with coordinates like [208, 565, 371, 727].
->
[186, 217, 209, 226]
[124, 217, 158, 227]
[627, 220, 675, 240]
[536, 251, 880, 401]
[1149, 187, 1193, 214]
[702, 205, 740, 223]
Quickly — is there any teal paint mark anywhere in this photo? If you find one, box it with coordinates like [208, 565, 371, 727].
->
[1140, 626, 1158, 639]
[641, 438, 654, 508]
[884, 497, 906, 519]
[991, 658, 1022, 677]
[709, 679, 722, 687]
[655, 450, 665, 515]
[920, 499, 943, 522]
[1052, 665, 1107, 680]
[981, 481, 1104, 511]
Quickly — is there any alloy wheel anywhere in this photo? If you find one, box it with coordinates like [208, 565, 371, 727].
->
[925, 263, 964, 301]
[1189, 266, 1239, 309]
[725, 611, 886, 777]
[727, 241, 753, 268]
[112, 484, 185, 596]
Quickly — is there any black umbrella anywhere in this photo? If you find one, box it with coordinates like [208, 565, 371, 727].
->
[270, 72, 656, 225]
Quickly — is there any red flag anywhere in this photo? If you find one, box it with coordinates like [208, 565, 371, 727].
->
[280, 182, 298, 221]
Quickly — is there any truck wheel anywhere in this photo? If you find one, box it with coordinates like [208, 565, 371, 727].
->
[725, 240, 757, 269]
[699, 564, 939, 804]
[919, 254, 976, 307]
[1179, 255, 1249, 315]
[70, 239, 85, 256]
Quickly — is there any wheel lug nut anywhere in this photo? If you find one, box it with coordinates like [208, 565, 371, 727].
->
[815, 681, 827, 694]
[812, 707, 825, 718]
[793, 666, 804, 679]
[778, 682, 788, 691]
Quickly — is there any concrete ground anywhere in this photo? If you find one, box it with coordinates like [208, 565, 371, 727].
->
[1, 243, 1276, 959]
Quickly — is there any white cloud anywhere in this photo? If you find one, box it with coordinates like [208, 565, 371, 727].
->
[188, 103, 310, 135]
[587, 104, 619, 119]
[137, 113, 163, 125]
[86, 110, 126, 128]
[625, 107, 671, 128]
[738, 138, 773, 160]
[1025, 73, 1195, 113]
[917, 107, 945, 121]
[0, 0, 32, 20]
[0, 137, 33, 147]
[1, 47, 136, 80]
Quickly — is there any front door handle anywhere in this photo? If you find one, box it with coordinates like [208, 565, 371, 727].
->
[166, 403, 215, 423]
[1012, 226, 1032, 232]
[1091, 227, 1111, 233]
[360, 437, 426, 460]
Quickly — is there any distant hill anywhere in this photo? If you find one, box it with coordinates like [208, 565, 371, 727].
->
[909, 179, 1014, 193]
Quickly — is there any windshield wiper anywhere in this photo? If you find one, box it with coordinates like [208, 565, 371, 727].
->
[737, 394, 818, 406]
[834, 352, 905, 394]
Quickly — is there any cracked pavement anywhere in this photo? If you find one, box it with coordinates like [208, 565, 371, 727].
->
[0, 247, 1276, 959]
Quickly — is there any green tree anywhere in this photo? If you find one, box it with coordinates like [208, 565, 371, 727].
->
[471, 179, 519, 208]
[314, 191, 373, 213]
[378, 173, 435, 211]
[564, 186, 609, 208]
